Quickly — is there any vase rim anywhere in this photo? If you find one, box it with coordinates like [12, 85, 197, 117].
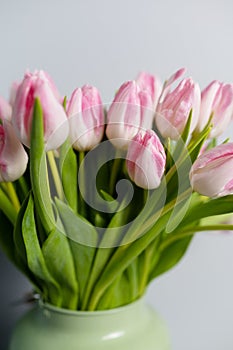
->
[39, 296, 145, 317]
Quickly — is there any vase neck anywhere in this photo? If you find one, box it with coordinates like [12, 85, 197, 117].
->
[38, 297, 149, 332]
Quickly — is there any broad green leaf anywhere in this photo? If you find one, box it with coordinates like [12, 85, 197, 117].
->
[12, 193, 41, 287]
[22, 195, 62, 306]
[97, 272, 131, 310]
[179, 195, 233, 228]
[118, 179, 167, 246]
[82, 196, 129, 309]
[30, 98, 55, 233]
[149, 235, 193, 281]
[42, 226, 78, 310]
[88, 210, 172, 310]
[187, 122, 212, 163]
[59, 139, 78, 212]
[55, 198, 98, 307]
[14, 193, 30, 266]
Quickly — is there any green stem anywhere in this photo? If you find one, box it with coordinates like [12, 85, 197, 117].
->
[0, 188, 18, 224]
[109, 149, 122, 196]
[2, 182, 21, 212]
[18, 176, 29, 196]
[127, 259, 138, 300]
[138, 246, 153, 296]
[47, 151, 64, 200]
[122, 187, 191, 247]
[78, 151, 86, 217]
[159, 224, 233, 252]
[87, 188, 193, 310]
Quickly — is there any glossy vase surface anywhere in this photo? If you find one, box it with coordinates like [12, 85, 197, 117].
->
[9, 297, 170, 350]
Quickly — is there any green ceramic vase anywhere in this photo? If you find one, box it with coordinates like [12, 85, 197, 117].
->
[9, 297, 170, 350]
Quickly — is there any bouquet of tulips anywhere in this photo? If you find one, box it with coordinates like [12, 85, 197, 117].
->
[0, 68, 233, 311]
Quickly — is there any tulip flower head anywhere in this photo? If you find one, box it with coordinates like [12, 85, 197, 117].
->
[136, 72, 162, 108]
[0, 96, 12, 121]
[9, 81, 20, 107]
[106, 81, 154, 149]
[189, 142, 233, 198]
[156, 70, 200, 140]
[12, 70, 68, 151]
[126, 129, 166, 189]
[67, 85, 104, 151]
[195, 81, 233, 138]
[0, 120, 28, 182]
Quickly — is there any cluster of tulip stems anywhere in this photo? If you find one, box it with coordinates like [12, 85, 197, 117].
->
[0, 67, 233, 311]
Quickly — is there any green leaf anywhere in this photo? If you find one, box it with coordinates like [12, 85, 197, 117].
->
[22, 194, 62, 306]
[59, 140, 78, 212]
[99, 189, 119, 213]
[30, 98, 55, 233]
[88, 209, 172, 310]
[55, 198, 98, 307]
[173, 109, 192, 161]
[187, 121, 212, 163]
[149, 235, 193, 281]
[179, 195, 233, 228]
[126, 258, 139, 300]
[14, 193, 30, 266]
[82, 196, 129, 309]
[42, 226, 79, 310]
[97, 272, 131, 310]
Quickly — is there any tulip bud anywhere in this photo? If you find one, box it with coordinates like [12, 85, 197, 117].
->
[189, 142, 233, 197]
[9, 81, 20, 107]
[195, 81, 233, 138]
[126, 129, 166, 189]
[156, 76, 201, 140]
[12, 70, 68, 151]
[67, 85, 104, 151]
[0, 120, 28, 182]
[106, 81, 154, 149]
[136, 72, 162, 108]
[0, 96, 12, 121]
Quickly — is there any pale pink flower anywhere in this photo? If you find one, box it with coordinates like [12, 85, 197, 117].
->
[0, 120, 28, 182]
[155, 68, 200, 140]
[189, 142, 233, 197]
[156, 72, 201, 140]
[12, 70, 68, 151]
[126, 129, 166, 189]
[136, 72, 162, 108]
[106, 81, 154, 149]
[67, 85, 104, 151]
[195, 81, 233, 138]
[0, 96, 12, 121]
[9, 81, 20, 107]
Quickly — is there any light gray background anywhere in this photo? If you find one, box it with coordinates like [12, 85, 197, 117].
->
[0, 0, 233, 349]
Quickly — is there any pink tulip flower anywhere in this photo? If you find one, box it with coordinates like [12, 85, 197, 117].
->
[136, 72, 162, 108]
[9, 81, 20, 107]
[12, 70, 68, 151]
[67, 85, 104, 151]
[0, 120, 28, 182]
[0, 96, 12, 121]
[189, 142, 233, 197]
[195, 81, 233, 138]
[106, 81, 154, 149]
[126, 129, 166, 189]
[156, 71, 200, 140]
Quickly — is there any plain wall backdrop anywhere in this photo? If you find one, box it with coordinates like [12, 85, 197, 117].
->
[0, 0, 233, 349]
